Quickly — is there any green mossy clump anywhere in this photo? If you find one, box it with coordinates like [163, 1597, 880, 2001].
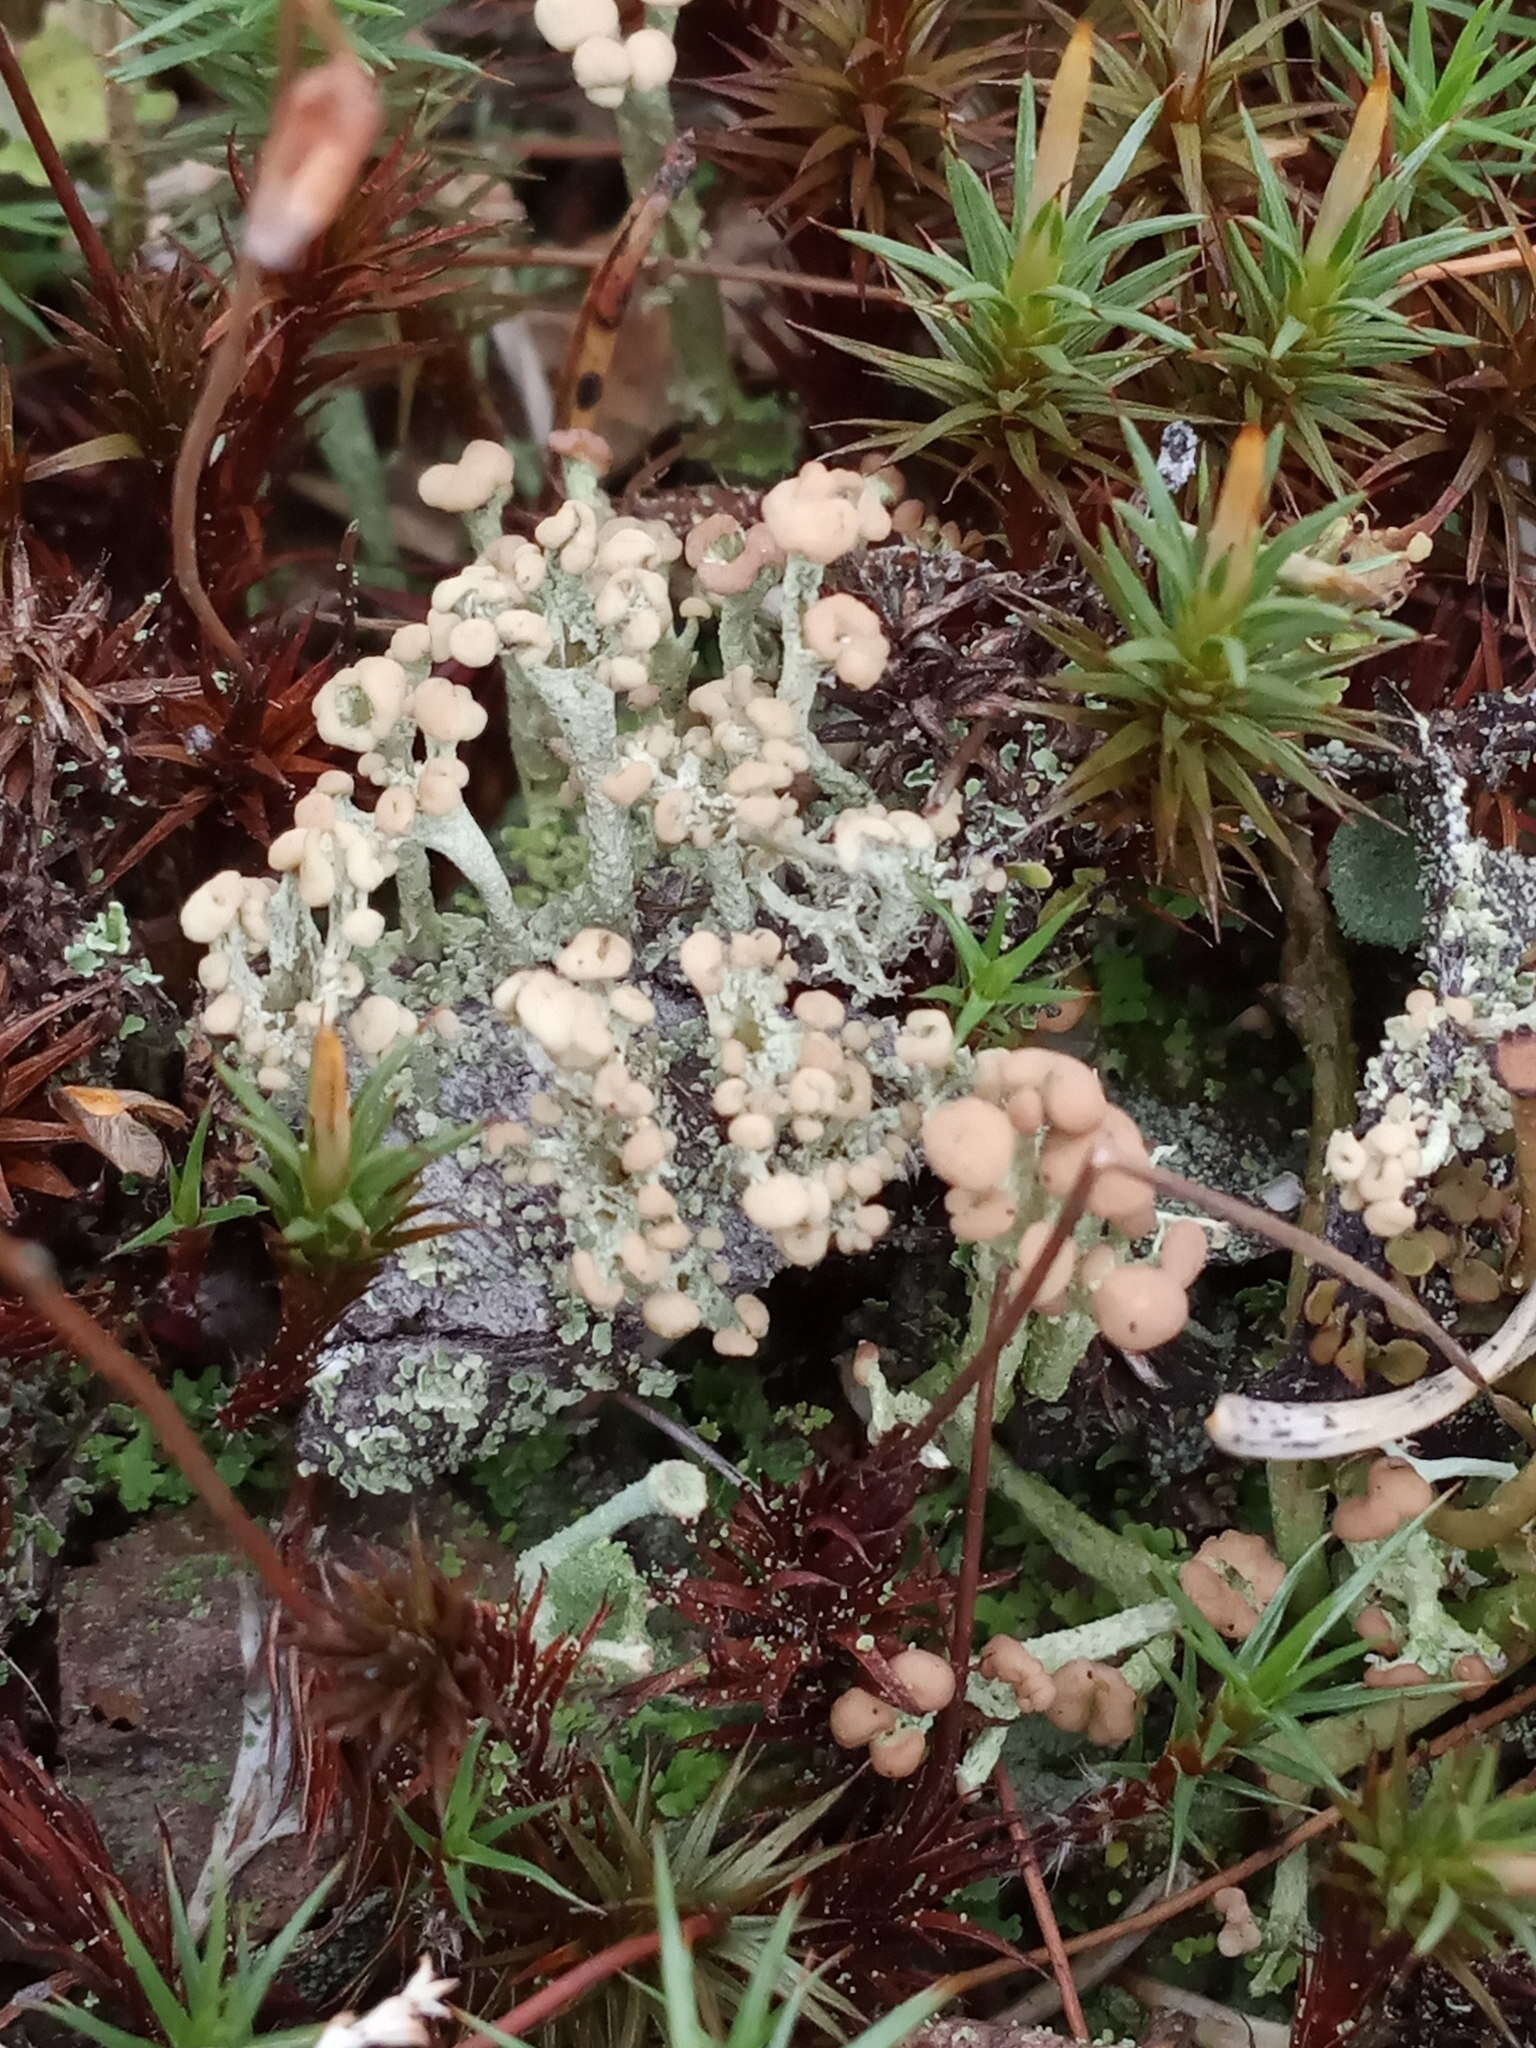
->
[1327, 801, 1427, 951]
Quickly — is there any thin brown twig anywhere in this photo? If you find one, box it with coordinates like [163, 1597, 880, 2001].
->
[910, 1153, 1102, 1455]
[1121, 1158, 1488, 1393]
[480, 127, 626, 158]
[0, 1227, 320, 1625]
[1403, 245, 1523, 285]
[993, 1767, 1086, 2042]
[466, 242, 909, 305]
[460, 1911, 723, 2045]
[1429, 1673, 1536, 1760]
[0, 23, 124, 322]
[928, 1283, 1005, 1797]
[604, 1387, 746, 1489]
[917, 1158, 1102, 1829]
[170, 259, 261, 680]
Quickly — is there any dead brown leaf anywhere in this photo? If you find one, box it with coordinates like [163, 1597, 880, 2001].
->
[49, 1087, 188, 1179]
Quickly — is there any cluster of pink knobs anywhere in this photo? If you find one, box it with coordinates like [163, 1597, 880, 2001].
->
[828, 1648, 956, 1778]
[921, 1049, 1207, 1351]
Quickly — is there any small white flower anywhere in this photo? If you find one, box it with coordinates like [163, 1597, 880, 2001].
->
[314, 1957, 457, 2048]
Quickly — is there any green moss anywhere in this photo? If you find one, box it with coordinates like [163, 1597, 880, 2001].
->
[1327, 800, 1427, 949]
[473, 1425, 573, 1540]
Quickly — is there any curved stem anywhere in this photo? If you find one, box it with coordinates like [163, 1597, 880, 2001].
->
[460, 1912, 721, 2045]
[170, 258, 261, 681]
[416, 804, 522, 934]
[926, 1293, 1001, 1800]
[916, 1159, 1106, 1829]
[0, 23, 122, 319]
[0, 1229, 319, 1625]
[1122, 1159, 1487, 1393]
[1210, 1267, 1536, 1464]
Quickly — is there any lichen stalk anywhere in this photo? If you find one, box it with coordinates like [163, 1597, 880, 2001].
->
[516, 1458, 706, 1594]
[776, 555, 873, 805]
[983, 1451, 1161, 1608]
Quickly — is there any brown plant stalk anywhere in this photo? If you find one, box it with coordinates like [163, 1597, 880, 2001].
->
[0, 1228, 320, 1623]
[0, 23, 123, 322]
[169, 260, 263, 679]
[917, 1156, 1101, 1827]
[460, 1911, 724, 2046]
[993, 1766, 1086, 2041]
[925, 1281, 1003, 1802]
[466, 243, 908, 305]
[1404, 245, 1525, 285]
[1120, 1160, 1488, 1392]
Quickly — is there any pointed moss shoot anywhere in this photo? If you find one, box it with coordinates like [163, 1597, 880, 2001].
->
[1204, 64, 1490, 489]
[1024, 423, 1414, 913]
[113, 1102, 261, 1256]
[836, 24, 1199, 509]
[219, 1024, 474, 1272]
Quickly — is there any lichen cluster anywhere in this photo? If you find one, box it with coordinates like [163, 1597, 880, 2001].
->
[1334, 1459, 1501, 1689]
[917, 1050, 1209, 1399]
[175, 446, 1030, 1490]
[531, 0, 683, 110]
[1323, 729, 1536, 1248]
[487, 935, 967, 1354]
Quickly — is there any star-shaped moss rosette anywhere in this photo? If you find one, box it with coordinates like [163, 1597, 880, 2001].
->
[837, 23, 1198, 509]
[1022, 423, 1413, 914]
